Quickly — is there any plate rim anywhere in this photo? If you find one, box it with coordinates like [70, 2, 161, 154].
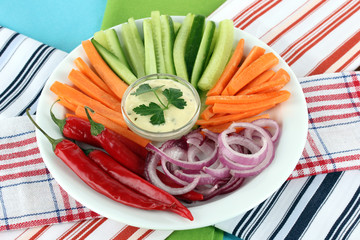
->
[35, 16, 308, 230]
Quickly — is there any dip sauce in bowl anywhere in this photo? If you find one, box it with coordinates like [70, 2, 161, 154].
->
[121, 73, 200, 142]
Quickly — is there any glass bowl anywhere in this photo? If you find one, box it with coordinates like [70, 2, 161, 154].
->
[121, 73, 201, 142]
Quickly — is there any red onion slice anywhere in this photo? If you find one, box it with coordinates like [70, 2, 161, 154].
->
[145, 152, 200, 195]
[147, 143, 218, 170]
[219, 124, 269, 166]
[144, 118, 280, 200]
[252, 118, 281, 144]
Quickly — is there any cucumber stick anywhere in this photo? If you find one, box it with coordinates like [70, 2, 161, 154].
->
[185, 15, 205, 81]
[91, 39, 137, 85]
[93, 31, 110, 49]
[151, 11, 166, 74]
[173, 22, 181, 35]
[104, 29, 130, 69]
[197, 19, 234, 91]
[205, 26, 219, 67]
[120, 22, 145, 78]
[173, 13, 195, 81]
[143, 19, 157, 75]
[160, 15, 176, 75]
[190, 20, 216, 87]
[127, 17, 146, 63]
[94, 29, 130, 69]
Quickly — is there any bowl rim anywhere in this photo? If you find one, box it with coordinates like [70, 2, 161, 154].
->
[121, 73, 201, 142]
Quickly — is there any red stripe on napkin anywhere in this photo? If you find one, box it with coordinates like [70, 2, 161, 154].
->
[0, 147, 40, 160]
[58, 220, 88, 240]
[0, 137, 36, 150]
[266, 0, 326, 46]
[28, 225, 50, 240]
[236, 0, 281, 29]
[284, 1, 359, 65]
[0, 168, 48, 181]
[77, 218, 107, 240]
[113, 226, 140, 240]
[138, 230, 155, 240]
[337, 50, 360, 72]
[1, 157, 43, 170]
[309, 30, 360, 75]
[232, 0, 262, 25]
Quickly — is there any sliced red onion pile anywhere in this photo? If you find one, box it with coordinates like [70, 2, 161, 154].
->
[144, 118, 280, 201]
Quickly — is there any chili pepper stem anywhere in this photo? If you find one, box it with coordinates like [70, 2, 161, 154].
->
[26, 109, 63, 151]
[50, 99, 66, 132]
[84, 106, 105, 136]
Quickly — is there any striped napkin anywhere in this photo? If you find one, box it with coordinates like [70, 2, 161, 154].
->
[1, 0, 360, 239]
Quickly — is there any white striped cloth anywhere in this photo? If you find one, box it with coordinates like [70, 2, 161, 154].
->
[0, 26, 67, 118]
[0, 0, 360, 239]
[216, 170, 360, 240]
[208, 0, 360, 78]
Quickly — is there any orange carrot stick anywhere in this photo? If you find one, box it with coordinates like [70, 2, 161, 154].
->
[50, 81, 127, 128]
[200, 105, 215, 121]
[205, 91, 287, 105]
[74, 106, 150, 147]
[57, 97, 77, 112]
[201, 114, 270, 133]
[206, 39, 245, 96]
[196, 107, 268, 126]
[237, 70, 275, 94]
[222, 52, 279, 96]
[232, 46, 266, 79]
[73, 57, 116, 97]
[68, 69, 122, 112]
[65, 113, 77, 119]
[81, 40, 129, 99]
[240, 74, 290, 95]
[212, 90, 290, 114]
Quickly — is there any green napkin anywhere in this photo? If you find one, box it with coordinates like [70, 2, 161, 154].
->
[166, 226, 223, 240]
[101, 0, 226, 30]
[101, 0, 226, 239]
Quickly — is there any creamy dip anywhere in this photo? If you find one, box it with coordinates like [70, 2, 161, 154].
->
[124, 79, 198, 133]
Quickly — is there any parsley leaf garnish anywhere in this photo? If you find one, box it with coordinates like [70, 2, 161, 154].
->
[131, 83, 164, 96]
[133, 103, 165, 125]
[163, 88, 187, 109]
[132, 84, 187, 125]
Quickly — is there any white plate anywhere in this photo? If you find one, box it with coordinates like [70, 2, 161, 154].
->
[36, 16, 308, 230]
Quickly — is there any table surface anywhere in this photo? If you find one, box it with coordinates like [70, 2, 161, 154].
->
[0, 1, 238, 239]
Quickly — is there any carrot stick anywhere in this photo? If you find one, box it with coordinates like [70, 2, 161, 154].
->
[269, 68, 290, 82]
[73, 57, 116, 98]
[205, 91, 287, 105]
[57, 97, 77, 112]
[65, 113, 77, 118]
[232, 46, 266, 79]
[201, 114, 270, 133]
[240, 73, 290, 95]
[196, 107, 268, 126]
[222, 52, 279, 96]
[50, 81, 127, 128]
[74, 106, 150, 147]
[82, 40, 129, 99]
[200, 105, 215, 120]
[206, 39, 245, 96]
[212, 90, 290, 114]
[237, 70, 275, 94]
[68, 69, 122, 112]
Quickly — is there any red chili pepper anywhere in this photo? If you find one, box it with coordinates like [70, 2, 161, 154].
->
[86, 149, 193, 220]
[51, 104, 147, 176]
[52, 104, 202, 202]
[27, 110, 193, 219]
